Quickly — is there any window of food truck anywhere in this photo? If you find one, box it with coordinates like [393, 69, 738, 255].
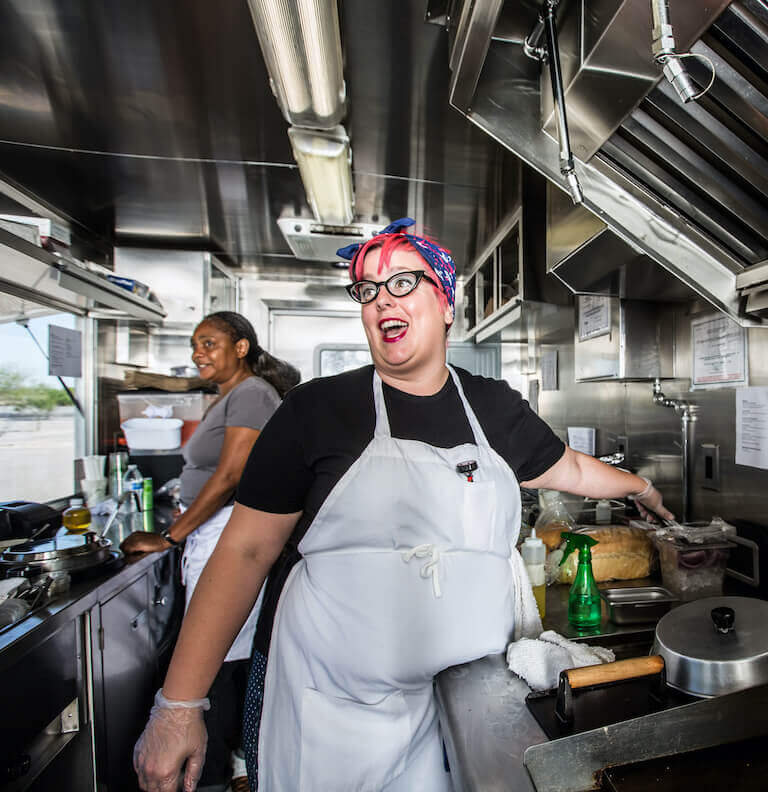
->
[0, 301, 84, 502]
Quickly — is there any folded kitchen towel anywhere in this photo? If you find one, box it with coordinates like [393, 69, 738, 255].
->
[506, 629, 615, 691]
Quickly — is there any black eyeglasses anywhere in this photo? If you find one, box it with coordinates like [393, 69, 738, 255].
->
[346, 270, 440, 304]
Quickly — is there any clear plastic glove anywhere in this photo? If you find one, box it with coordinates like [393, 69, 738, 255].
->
[134, 693, 209, 792]
[632, 477, 674, 523]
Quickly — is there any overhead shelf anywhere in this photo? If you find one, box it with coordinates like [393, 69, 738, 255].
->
[0, 227, 166, 323]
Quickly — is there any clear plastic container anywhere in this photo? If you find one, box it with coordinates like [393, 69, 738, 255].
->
[652, 533, 733, 601]
[117, 392, 210, 422]
[62, 498, 92, 533]
[118, 392, 213, 449]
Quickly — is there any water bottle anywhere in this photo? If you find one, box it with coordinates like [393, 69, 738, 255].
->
[122, 464, 144, 512]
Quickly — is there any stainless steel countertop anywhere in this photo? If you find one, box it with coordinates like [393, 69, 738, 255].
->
[0, 508, 173, 667]
[435, 582, 658, 791]
[436, 653, 545, 792]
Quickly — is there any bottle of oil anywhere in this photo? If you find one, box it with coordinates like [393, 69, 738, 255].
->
[62, 497, 92, 533]
[521, 527, 547, 618]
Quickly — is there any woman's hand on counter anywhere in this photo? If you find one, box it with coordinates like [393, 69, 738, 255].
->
[120, 531, 172, 555]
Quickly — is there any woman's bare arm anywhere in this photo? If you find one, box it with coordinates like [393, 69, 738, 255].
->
[520, 446, 673, 518]
[162, 502, 301, 700]
[167, 426, 261, 542]
[121, 426, 261, 554]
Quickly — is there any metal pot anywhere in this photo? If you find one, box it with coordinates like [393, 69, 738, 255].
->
[651, 595, 768, 698]
[0, 532, 114, 574]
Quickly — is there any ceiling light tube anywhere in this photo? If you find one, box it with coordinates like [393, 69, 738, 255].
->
[247, 0, 345, 128]
[288, 126, 354, 225]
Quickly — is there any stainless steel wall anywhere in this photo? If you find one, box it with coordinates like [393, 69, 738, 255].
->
[517, 301, 768, 523]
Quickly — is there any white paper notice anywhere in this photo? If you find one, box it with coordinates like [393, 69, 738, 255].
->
[692, 315, 747, 388]
[736, 388, 768, 469]
[48, 325, 82, 378]
[568, 426, 596, 456]
[541, 348, 558, 391]
[578, 296, 612, 341]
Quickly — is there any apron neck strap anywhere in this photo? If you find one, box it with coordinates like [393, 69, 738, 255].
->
[373, 366, 491, 449]
[446, 365, 491, 449]
[372, 370, 391, 438]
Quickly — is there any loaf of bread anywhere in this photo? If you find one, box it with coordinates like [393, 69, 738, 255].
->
[537, 523, 574, 552]
[556, 525, 655, 583]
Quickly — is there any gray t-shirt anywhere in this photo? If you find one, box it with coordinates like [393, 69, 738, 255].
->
[180, 376, 280, 506]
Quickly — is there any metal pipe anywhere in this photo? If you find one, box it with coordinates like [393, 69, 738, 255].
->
[681, 405, 699, 525]
[523, 15, 547, 61]
[652, 378, 698, 523]
[541, 1, 583, 204]
[651, 0, 697, 103]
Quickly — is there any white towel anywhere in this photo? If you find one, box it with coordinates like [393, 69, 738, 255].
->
[510, 548, 543, 641]
[506, 629, 615, 691]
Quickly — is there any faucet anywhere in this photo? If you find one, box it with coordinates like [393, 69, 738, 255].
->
[652, 378, 699, 523]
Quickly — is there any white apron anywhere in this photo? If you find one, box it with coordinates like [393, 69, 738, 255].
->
[257, 367, 538, 791]
[181, 505, 264, 662]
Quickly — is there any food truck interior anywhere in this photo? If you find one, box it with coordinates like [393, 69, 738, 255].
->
[0, 0, 767, 790]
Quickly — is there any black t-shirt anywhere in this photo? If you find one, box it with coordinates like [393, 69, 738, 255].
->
[236, 365, 565, 530]
[237, 364, 565, 655]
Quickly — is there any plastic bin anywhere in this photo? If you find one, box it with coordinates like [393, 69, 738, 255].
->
[117, 392, 209, 422]
[121, 418, 183, 451]
[652, 533, 733, 601]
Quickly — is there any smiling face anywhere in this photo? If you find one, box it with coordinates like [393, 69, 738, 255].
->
[190, 320, 250, 389]
[359, 247, 454, 389]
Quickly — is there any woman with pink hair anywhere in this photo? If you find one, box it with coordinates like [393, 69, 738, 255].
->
[133, 218, 671, 792]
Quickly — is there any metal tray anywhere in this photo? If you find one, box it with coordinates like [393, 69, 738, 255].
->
[600, 586, 677, 624]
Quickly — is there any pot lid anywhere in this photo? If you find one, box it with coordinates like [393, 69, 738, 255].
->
[655, 596, 768, 663]
[0, 532, 111, 563]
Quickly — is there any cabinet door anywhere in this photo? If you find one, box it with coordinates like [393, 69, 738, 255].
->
[149, 548, 184, 666]
[97, 574, 154, 792]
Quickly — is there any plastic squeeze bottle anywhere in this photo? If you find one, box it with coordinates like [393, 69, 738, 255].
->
[521, 527, 547, 618]
[559, 532, 601, 628]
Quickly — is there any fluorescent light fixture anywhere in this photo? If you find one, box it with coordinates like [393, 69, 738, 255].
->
[247, 0, 345, 128]
[288, 126, 354, 226]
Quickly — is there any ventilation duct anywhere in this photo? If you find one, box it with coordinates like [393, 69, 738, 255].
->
[442, 0, 767, 326]
[276, 218, 379, 262]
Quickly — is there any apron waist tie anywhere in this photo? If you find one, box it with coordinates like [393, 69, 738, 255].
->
[402, 544, 442, 598]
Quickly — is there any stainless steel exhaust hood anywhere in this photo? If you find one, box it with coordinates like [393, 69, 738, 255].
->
[546, 181, 699, 301]
[442, 0, 768, 326]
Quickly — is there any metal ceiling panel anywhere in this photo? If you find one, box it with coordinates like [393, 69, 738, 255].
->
[0, 0, 505, 274]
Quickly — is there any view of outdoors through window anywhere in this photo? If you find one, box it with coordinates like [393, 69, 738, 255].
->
[0, 307, 79, 502]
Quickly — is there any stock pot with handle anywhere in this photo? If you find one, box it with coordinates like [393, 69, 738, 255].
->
[650, 595, 768, 697]
[562, 595, 768, 700]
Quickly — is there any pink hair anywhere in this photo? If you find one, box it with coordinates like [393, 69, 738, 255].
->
[350, 234, 451, 314]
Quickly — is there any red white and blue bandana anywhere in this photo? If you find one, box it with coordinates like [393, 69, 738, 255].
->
[337, 218, 457, 313]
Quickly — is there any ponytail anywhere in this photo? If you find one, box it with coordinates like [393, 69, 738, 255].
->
[202, 311, 301, 398]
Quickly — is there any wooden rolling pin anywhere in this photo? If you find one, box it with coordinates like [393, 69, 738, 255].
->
[564, 655, 665, 689]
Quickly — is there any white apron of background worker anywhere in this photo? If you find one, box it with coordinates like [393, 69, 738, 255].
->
[181, 504, 264, 662]
[255, 367, 539, 791]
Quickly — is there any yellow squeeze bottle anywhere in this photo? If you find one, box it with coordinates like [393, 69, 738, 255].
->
[63, 498, 92, 533]
[521, 528, 547, 618]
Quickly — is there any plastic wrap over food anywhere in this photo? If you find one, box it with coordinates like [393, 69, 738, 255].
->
[647, 516, 736, 544]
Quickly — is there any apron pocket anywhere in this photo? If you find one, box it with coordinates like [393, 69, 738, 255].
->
[462, 480, 497, 549]
[299, 687, 411, 792]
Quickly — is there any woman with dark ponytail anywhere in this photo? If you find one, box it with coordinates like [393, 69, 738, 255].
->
[122, 311, 299, 792]
[203, 311, 300, 399]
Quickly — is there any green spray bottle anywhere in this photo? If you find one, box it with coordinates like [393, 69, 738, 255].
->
[559, 532, 601, 628]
